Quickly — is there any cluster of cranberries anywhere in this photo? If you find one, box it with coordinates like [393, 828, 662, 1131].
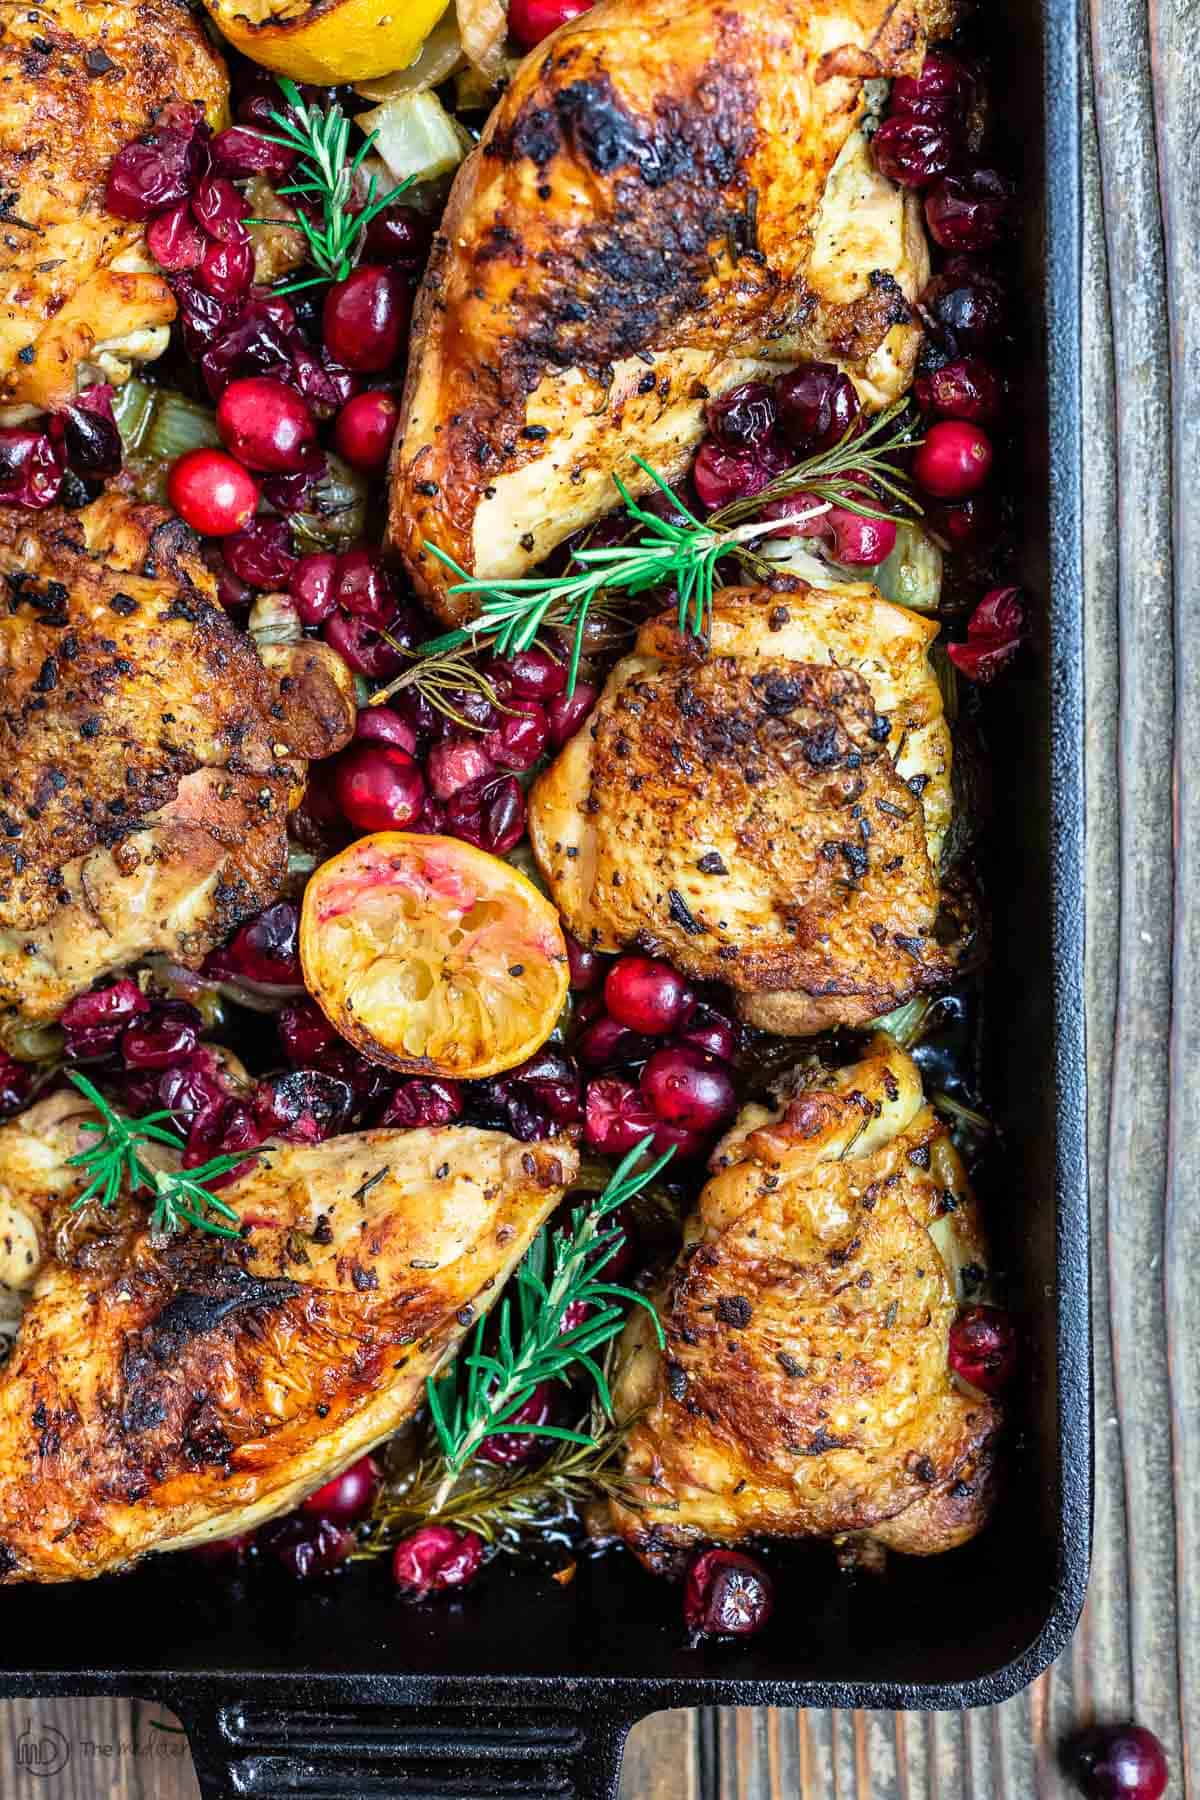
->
[0, 382, 124, 510]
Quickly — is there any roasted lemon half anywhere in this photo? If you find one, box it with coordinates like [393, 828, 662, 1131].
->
[300, 833, 570, 1079]
[201, 0, 450, 85]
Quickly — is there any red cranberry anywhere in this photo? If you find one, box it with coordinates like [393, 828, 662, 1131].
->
[564, 931, 604, 991]
[208, 900, 301, 986]
[260, 1513, 353, 1580]
[183, 1097, 262, 1180]
[354, 705, 418, 753]
[333, 390, 399, 473]
[146, 201, 205, 271]
[823, 504, 898, 565]
[546, 681, 598, 748]
[872, 113, 958, 188]
[427, 734, 495, 800]
[301, 1455, 380, 1524]
[775, 362, 861, 454]
[476, 1382, 558, 1468]
[190, 1530, 255, 1565]
[915, 357, 1003, 424]
[253, 1068, 353, 1143]
[279, 998, 339, 1065]
[217, 377, 316, 474]
[191, 176, 249, 242]
[706, 382, 777, 451]
[947, 586, 1025, 684]
[168, 448, 258, 536]
[0, 1050, 32, 1118]
[105, 126, 206, 220]
[677, 1002, 737, 1063]
[684, 1549, 773, 1642]
[335, 743, 426, 832]
[335, 548, 393, 622]
[948, 1304, 1017, 1394]
[156, 1048, 229, 1130]
[392, 1525, 483, 1597]
[199, 231, 254, 305]
[1069, 1726, 1169, 1800]
[925, 167, 1013, 253]
[927, 489, 1003, 551]
[922, 262, 1007, 354]
[890, 50, 974, 119]
[474, 1050, 584, 1140]
[377, 1077, 463, 1128]
[508, 0, 592, 47]
[222, 516, 298, 589]
[55, 391, 121, 478]
[692, 437, 789, 512]
[576, 1015, 657, 1070]
[360, 203, 433, 270]
[605, 955, 693, 1035]
[585, 1077, 658, 1153]
[323, 609, 408, 677]
[0, 429, 64, 508]
[641, 1045, 735, 1132]
[61, 978, 150, 1061]
[484, 698, 549, 771]
[444, 773, 526, 855]
[289, 550, 339, 625]
[211, 124, 296, 181]
[121, 1002, 201, 1071]
[913, 420, 992, 499]
[323, 267, 410, 373]
[493, 646, 569, 702]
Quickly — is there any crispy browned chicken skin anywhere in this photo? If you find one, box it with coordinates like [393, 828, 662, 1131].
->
[389, 0, 948, 622]
[605, 1036, 998, 1572]
[0, 493, 355, 1022]
[0, 0, 227, 416]
[529, 583, 953, 1034]
[0, 1087, 578, 1583]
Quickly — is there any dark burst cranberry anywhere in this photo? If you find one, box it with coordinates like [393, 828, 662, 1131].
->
[914, 356, 1003, 424]
[61, 978, 150, 1061]
[191, 1530, 256, 1566]
[323, 608, 410, 678]
[683, 1549, 774, 1642]
[427, 734, 495, 800]
[146, 201, 206, 271]
[209, 900, 301, 986]
[546, 681, 598, 749]
[260, 452, 324, 516]
[360, 202, 434, 270]
[484, 698, 549, 772]
[473, 1050, 583, 1141]
[191, 176, 250, 242]
[199, 231, 255, 305]
[1068, 1726, 1169, 1800]
[585, 1076, 658, 1153]
[947, 586, 1025, 684]
[260, 1513, 354, 1580]
[279, 998, 339, 1066]
[389, 686, 441, 746]
[183, 1097, 262, 1180]
[0, 1049, 33, 1119]
[377, 1077, 463, 1129]
[563, 931, 604, 991]
[677, 1002, 738, 1063]
[56, 390, 122, 478]
[926, 488, 1003, 552]
[121, 1001, 202, 1071]
[492, 645, 569, 702]
[323, 266, 410, 373]
[221, 516, 298, 589]
[171, 275, 241, 357]
[871, 112, 958, 188]
[253, 1069, 354, 1144]
[335, 743, 426, 832]
[334, 547, 394, 622]
[890, 49, 975, 120]
[436, 684, 499, 733]
[706, 382, 778, 451]
[156, 1047, 230, 1130]
[211, 124, 297, 181]
[576, 1015, 658, 1071]
[354, 704, 418, 753]
[692, 437, 789, 512]
[0, 429, 65, 509]
[641, 1045, 736, 1132]
[948, 1303, 1017, 1393]
[925, 167, 1013, 253]
[105, 125, 207, 220]
[775, 361, 861, 454]
[289, 550, 339, 625]
[477, 1382, 558, 1467]
[195, 300, 295, 396]
[392, 1525, 484, 1597]
[921, 261, 1007, 354]
[444, 773, 526, 856]
[301, 1455, 380, 1524]
[605, 955, 693, 1035]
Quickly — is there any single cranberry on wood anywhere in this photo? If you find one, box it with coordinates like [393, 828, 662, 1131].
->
[1066, 1727, 1169, 1800]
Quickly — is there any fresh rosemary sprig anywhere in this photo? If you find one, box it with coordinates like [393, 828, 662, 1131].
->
[65, 1071, 251, 1239]
[425, 1137, 673, 1505]
[416, 401, 921, 698]
[255, 78, 411, 294]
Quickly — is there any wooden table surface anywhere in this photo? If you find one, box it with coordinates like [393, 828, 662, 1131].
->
[0, 0, 1192, 1791]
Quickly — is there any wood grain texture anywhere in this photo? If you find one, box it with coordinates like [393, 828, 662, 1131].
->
[0, 0, 1191, 1791]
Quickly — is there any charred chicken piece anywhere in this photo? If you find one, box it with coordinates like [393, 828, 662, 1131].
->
[529, 583, 953, 1035]
[0, 0, 227, 416]
[0, 493, 355, 1022]
[605, 1035, 998, 1571]
[0, 1087, 578, 1583]
[389, 0, 949, 623]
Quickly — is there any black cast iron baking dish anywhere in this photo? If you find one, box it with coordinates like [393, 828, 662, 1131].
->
[0, 0, 1090, 1788]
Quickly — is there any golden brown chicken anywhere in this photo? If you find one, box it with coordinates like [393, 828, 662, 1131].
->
[529, 582, 953, 1035]
[0, 492, 356, 1023]
[605, 1035, 998, 1572]
[0, 1085, 578, 1582]
[389, 0, 947, 622]
[0, 0, 227, 418]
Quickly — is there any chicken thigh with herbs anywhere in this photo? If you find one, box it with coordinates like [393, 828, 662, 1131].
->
[605, 1035, 998, 1571]
[389, 0, 948, 622]
[0, 1085, 578, 1582]
[529, 582, 954, 1034]
[0, 0, 227, 418]
[0, 492, 356, 1023]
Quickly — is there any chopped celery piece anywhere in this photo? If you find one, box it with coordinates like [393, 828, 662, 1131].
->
[869, 521, 943, 612]
[357, 91, 470, 187]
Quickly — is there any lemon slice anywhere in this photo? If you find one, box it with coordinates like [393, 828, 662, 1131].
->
[202, 0, 450, 86]
[300, 833, 569, 1079]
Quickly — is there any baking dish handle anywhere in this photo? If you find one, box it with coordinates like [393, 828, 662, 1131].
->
[174, 1697, 639, 1800]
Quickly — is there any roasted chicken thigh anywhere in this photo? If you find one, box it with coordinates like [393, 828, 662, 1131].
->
[0, 1086, 578, 1582]
[605, 1035, 998, 1570]
[0, 493, 356, 1023]
[389, 0, 947, 622]
[529, 582, 953, 1034]
[0, 0, 227, 417]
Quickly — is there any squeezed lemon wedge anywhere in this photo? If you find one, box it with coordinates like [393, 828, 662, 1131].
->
[202, 0, 450, 86]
